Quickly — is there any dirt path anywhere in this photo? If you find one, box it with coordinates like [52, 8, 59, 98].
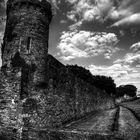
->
[53, 99, 140, 140]
[63, 108, 117, 135]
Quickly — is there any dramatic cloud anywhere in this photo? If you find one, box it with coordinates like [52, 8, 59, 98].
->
[88, 63, 140, 89]
[88, 64, 132, 77]
[64, 0, 140, 31]
[87, 40, 140, 90]
[66, 0, 114, 29]
[109, 0, 140, 30]
[115, 53, 140, 66]
[111, 13, 140, 29]
[115, 42, 140, 66]
[109, 0, 140, 19]
[57, 30, 119, 61]
[130, 42, 140, 53]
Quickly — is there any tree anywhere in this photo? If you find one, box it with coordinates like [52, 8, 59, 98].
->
[91, 75, 116, 96]
[66, 65, 93, 83]
[116, 85, 137, 97]
[116, 86, 126, 97]
[66, 65, 116, 95]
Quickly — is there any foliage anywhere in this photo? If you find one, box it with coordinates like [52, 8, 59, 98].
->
[66, 65, 93, 82]
[66, 65, 116, 95]
[116, 86, 125, 97]
[91, 75, 116, 96]
[116, 85, 137, 97]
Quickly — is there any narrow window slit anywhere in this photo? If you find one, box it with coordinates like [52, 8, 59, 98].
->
[27, 37, 31, 53]
[19, 37, 22, 52]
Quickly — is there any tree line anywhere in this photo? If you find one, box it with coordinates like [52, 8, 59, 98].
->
[66, 65, 137, 98]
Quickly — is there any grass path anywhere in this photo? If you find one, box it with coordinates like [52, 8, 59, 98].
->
[116, 106, 140, 140]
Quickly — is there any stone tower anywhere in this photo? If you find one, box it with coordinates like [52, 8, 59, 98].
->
[0, 0, 52, 139]
[2, 0, 52, 89]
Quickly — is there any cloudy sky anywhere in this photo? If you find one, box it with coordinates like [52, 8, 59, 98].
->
[0, 0, 140, 90]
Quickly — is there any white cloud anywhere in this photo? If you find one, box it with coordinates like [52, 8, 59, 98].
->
[109, 0, 140, 30]
[88, 63, 140, 90]
[64, 0, 140, 30]
[130, 42, 140, 53]
[111, 13, 140, 29]
[65, 0, 114, 29]
[88, 63, 133, 78]
[60, 56, 75, 61]
[115, 42, 140, 66]
[115, 53, 140, 66]
[67, 11, 77, 22]
[57, 30, 119, 60]
[108, 41, 140, 89]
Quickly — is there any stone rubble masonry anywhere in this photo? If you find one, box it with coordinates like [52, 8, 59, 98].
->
[3, 0, 52, 84]
[46, 54, 115, 126]
[0, 0, 115, 139]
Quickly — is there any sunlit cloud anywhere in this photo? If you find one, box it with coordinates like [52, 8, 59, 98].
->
[111, 13, 140, 29]
[130, 42, 140, 53]
[65, 0, 114, 29]
[88, 63, 140, 89]
[63, 0, 140, 31]
[57, 30, 119, 60]
[115, 42, 140, 66]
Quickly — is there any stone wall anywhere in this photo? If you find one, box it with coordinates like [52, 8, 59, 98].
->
[44, 54, 115, 127]
[3, 0, 52, 85]
[0, 67, 23, 139]
[0, 54, 115, 139]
